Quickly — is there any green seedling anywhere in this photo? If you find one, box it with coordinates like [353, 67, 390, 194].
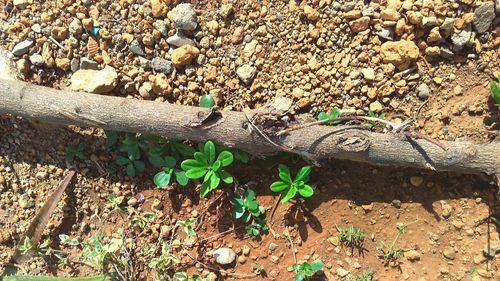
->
[147, 137, 195, 164]
[106, 194, 123, 210]
[80, 234, 124, 270]
[354, 268, 373, 281]
[181, 141, 234, 197]
[317, 107, 341, 125]
[245, 219, 269, 236]
[377, 224, 405, 264]
[292, 259, 323, 281]
[174, 272, 208, 281]
[104, 130, 118, 148]
[199, 94, 215, 108]
[491, 75, 500, 105]
[59, 234, 79, 246]
[119, 134, 148, 160]
[217, 145, 250, 163]
[148, 241, 180, 279]
[65, 143, 85, 161]
[153, 156, 189, 187]
[115, 154, 145, 177]
[232, 189, 266, 223]
[270, 164, 314, 202]
[176, 218, 197, 237]
[367, 111, 385, 128]
[336, 225, 366, 248]
[131, 212, 156, 229]
[251, 262, 265, 275]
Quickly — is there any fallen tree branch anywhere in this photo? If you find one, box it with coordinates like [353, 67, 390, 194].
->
[0, 79, 499, 174]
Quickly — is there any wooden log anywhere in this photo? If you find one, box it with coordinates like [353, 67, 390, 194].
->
[0, 78, 498, 174]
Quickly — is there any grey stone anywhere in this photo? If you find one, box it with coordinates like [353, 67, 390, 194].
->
[153, 20, 168, 36]
[166, 31, 195, 47]
[31, 23, 41, 33]
[138, 57, 151, 70]
[336, 267, 349, 277]
[29, 54, 44, 67]
[422, 16, 437, 27]
[418, 83, 430, 99]
[80, 57, 99, 70]
[11, 39, 34, 56]
[378, 27, 395, 41]
[236, 64, 257, 84]
[440, 18, 455, 38]
[129, 40, 146, 57]
[439, 46, 454, 59]
[171, 3, 198, 31]
[213, 248, 236, 265]
[451, 25, 474, 52]
[19, 195, 34, 209]
[70, 58, 79, 72]
[269, 242, 279, 252]
[69, 18, 83, 35]
[473, 2, 495, 34]
[151, 58, 173, 74]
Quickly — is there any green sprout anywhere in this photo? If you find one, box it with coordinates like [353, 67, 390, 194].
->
[116, 153, 145, 177]
[131, 212, 156, 229]
[292, 259, 323, 281]
[174, 272, 208, 281]
[377, 224, 405, 264]
[59, 234, 80, 246]
[244, 219, 269, 236]
[354, 268, 373, 281]
[317, 107, 341, 125]
[251, 262, 265, 275]
[107, 194, 123, 210]
[176, 218, 197, 237]
[65, 143, 85, 161]
[153, 156, 189, 188]
[336, 225, 367, 248]
[367, 111, 385, 128]
[149, 241, 181, 280]
[491, 75, 500, 105]
[232, 188, 268, 236]
[180, 141, 234, 197]
[270, 164, 314, 202]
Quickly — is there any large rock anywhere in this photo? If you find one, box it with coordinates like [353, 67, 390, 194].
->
[472, 2, 495, 34]
[171, 45, 199, 66]
[236, 64, 257, 84]
[213, 248, 236, 265]
[451, 25, 474, 52]
[71, 66, 118, 94]
[166, 31, 195, 47]
[170, 3, 198, 31]
[151, 0, 168, 17]
[380, 40, 419, 70]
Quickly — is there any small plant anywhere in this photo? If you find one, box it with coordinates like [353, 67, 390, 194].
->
[176, 218, 197, 237]
[377, 224, 405, 264]
[354, 268, 373, 281]
[174, 272, 208, 281]
[106, 194, 123, 210]
[115, 153, 145, 177]
[65, 143, 85, 161]
[232, 188, 268, 236]
[317, 107, 341, 125]
[491, 75, 500, 105]
[131, 212, 156, 229]
[148, 241, 180, 279]
[336, 225, 366, 248]
[251, 262, 265, 275]
[181, 141, 234, 197]
[199, 94, 215, 108]
[292, 259, 323, 281]
[153, 156, 189, 187]
[367, 111, 385, 128]
[217, 145, 250, 163]
[59, 234, 80, 246]
[270, 164, 314, 202]
[80, 234, 124, 269]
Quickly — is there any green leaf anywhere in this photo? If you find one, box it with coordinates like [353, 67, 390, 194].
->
[212, 160, 222, 172]
[116, 156, 129, 165]
[171, 141, 196, 156]
[242, 212, 252, 223]
[199, 94, 215, 108]
[270, 181, 289, 192]
[310, 259, 323, 271]
[491, 80, 500, 104]
[204, 141, 216, 164]
[209, 173, 220, 189]
[295, 165, 311, 182]
[174, 170, 189, 186]
[217, 151, 234, 167]
[278, 164, 292, 183]
[281, 187, 297, 202]
[185, 167, 207, 179]
[200, 181, 211, 197]
[219, 170, 233, 184]
[246, 199, 258, 211]
[164, 156, 176, 168]
[126, 163, 135, 177]
[317, 112, 328, 120]
[181, 159, 205, 170]
[174, 272, 188, 281]
[244, 189, 255, 201]
[193, 152, 208, 166]
[232, 203, 245, 219]
[294, 272, 305, 281]
[298, 184, 314, 198]
[204, 170, 213, 182]
[134, 161, 145, 172]
[148, 153, 165, 167]
[154, 171, 171, 188]
[234, 149, 249, 163]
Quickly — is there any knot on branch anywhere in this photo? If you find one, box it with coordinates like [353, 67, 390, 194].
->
[336, 132, 371, 152]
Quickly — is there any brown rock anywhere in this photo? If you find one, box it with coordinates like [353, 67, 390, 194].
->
[380, 40, 419, 70]
[55, 58, 70, 71]
[381, 9, 400, 21]
[349, 16, 371, 32]
[51, 26, 69, 40]
[407, 11, 423, 26]
[427, 27, 442, 43]
[369, 100, 383, 112]
[151, 0, 169, 17]
[171, 45, 199, 66]
[71, 66, 118, 94]
[304, 5, 320, 21]
[344, 10, 362, 19]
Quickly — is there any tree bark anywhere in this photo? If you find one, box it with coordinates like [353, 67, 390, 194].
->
[0, 78, 498, 174]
